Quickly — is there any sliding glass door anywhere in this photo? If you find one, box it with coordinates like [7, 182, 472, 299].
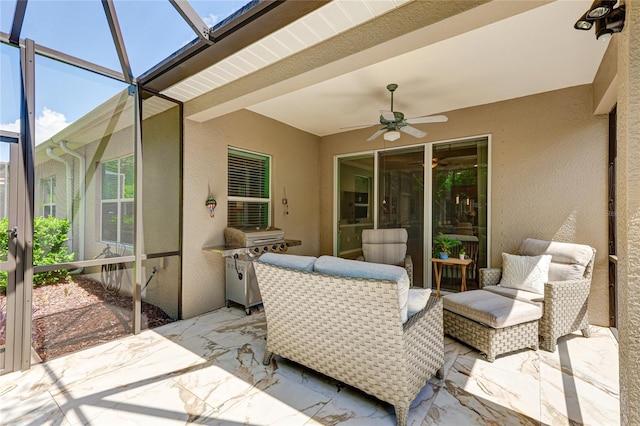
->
[336, 146, 426, 287]
[431, 138, 489, 291]
[335, 137, 488, 291]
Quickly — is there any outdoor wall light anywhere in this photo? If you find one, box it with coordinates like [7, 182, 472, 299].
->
[574, 11, 594, 31]
[574, 1, 625, 40]
[586, 0, 617, 19]
[595, 6, 626, 41]
[384, 130, 401, 142]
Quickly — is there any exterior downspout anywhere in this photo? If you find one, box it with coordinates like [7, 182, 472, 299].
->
[46, 147, 82, 274]
[46, 147, 73, 223]
[59, 141, 85, 261]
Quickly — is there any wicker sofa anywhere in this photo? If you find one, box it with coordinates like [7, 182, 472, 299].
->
[254, 253, 444, 426]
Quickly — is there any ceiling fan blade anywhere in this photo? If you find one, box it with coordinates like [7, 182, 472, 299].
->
[405, 114, 448, 124]
[340, 123, 379, 130]
[366, 128, 387, 141]
[400, 125, 427, 138]
[380, 110, 396, 121]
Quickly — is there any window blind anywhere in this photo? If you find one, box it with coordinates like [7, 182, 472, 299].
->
[228, 148, 271, 227]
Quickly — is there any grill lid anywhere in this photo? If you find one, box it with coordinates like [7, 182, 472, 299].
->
[224, 226, 285, 247]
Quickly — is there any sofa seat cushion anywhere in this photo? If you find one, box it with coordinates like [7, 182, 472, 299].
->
[499, 253, 552, 294]
[259, 253, 317, 271]
[483, 285, 544, 310]
[519, 238, 594, 281]
[314, 255, 409, 323]
[443, 290, 542, 329]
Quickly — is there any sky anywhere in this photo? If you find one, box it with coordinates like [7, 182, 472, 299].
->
[0, 0, 251, 144]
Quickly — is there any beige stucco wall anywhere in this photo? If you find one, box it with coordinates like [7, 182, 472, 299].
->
[616, 0, 640, 423]
[181, 109, 320, 319]
[593, 36, 618, 115]
[319, 84, 609, 326]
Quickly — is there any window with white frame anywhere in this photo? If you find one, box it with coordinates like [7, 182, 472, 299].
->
[41, 177, 56, 218]
[227, 147, 271, 228]
[101, 155, 134, 245]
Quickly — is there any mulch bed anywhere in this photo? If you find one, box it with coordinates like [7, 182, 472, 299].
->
[1, 277, 175, 362]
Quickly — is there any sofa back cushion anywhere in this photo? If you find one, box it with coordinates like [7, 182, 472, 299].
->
[518, 238, 594, 281]
[361, 228, 408, 265]
[314, 255, 409, 323]
[259, 253, 317, 271]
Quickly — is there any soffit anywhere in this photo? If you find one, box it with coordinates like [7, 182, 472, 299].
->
[161, 0, 412, 101]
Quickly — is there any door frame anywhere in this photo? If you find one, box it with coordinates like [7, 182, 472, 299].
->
[0, 39, 37, 375]
[608, 106, 618, 339]
[0, 131, 20, 374]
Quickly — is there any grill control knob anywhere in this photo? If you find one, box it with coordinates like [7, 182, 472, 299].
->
[272, 245, 278, 251]
[253, 247, 260, 254]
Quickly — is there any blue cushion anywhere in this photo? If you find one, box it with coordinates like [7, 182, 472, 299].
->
[258, 253, 317, 271]
[314, 255, 409, 323]
[313, 255, 404, 281]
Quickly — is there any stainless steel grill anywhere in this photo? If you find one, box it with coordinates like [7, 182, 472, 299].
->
[223, 226, 287, 257]
[206, 226, 300, 315]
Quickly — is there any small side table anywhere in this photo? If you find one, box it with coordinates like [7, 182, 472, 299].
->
[430, 257, 474, 297]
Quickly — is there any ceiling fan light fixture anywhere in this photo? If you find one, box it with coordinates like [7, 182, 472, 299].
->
[384, 130, 401, 142]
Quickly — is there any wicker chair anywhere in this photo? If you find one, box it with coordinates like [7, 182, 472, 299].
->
[357, 228, 414, 285]
[254, 259, 444, 426]
[480, 238, 596, 352]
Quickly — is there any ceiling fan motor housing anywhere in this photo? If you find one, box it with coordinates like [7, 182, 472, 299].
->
[380, 111, 404, 125]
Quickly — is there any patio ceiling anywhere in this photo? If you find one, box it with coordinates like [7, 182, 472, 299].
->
[171, 0, 609, 138]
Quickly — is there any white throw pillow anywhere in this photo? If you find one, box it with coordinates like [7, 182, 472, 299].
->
[407, 288, 430, 318]
[499, 253, 552, 295]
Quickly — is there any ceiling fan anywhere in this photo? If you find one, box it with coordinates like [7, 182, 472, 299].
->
[363, 83, 448, 142]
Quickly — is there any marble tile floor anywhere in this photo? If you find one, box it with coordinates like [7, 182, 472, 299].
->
[0, 306, 620, 425]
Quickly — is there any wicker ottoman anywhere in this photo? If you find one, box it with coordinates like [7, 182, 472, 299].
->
[443, 290, 542, 362]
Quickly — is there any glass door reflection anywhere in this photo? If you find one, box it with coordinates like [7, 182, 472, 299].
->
[378, 146, 425, 287]
[337, 154, 374, 258]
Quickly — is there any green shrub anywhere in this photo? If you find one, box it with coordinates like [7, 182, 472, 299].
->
[0, 216, 76, 293]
